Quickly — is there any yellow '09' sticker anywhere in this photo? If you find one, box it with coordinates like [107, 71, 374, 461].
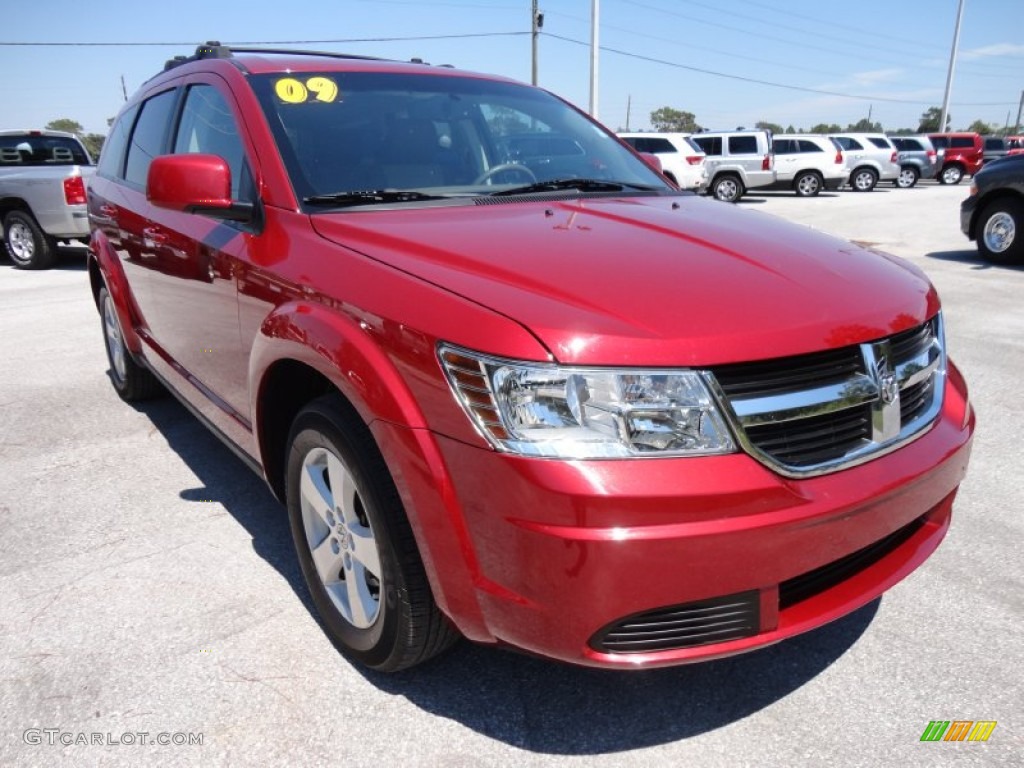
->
[274, 76, 339, 104]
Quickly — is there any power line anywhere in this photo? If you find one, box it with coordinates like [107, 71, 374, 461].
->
[543, 32, 1015, 108]
[0, 32, 530, 47]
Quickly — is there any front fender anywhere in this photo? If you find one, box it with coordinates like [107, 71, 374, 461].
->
[248, 300, 492, 640]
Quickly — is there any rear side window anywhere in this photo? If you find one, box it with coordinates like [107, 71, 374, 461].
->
[125, 90, 178, 188]
[833, 137, 863, 151]
[893, 138, 922, 151]
[643, 138, 677, 153]
[0, 134, 91, 166]
[930, 136, 949, 149]
[692, 136, 722, 155]
[951, 136, 975, 149]
[728, 135, 758, 154]
[984, 138, 1004, 150]
[798, 140, 824, 153]
[774, 139, 795, 154]
[868, 137, 891, 149]
[97, 104, 139, 179]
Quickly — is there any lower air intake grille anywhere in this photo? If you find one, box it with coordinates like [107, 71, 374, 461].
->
[779, 514, 927, 609]
[591, 591, 759, 654]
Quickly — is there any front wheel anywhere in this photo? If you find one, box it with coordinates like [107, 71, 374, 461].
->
[794, 171, 822, 197]
[4, 210, 55, 269]
[976, 198, 1023, 265]
[286, 395, 459, 671]
[896, 166, 919, 189]
[711, 175, 743, 202]
[940, 164, 964, 185]
[850, 168, 877, 192]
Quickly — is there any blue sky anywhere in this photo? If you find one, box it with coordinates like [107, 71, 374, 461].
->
[2, 0, 1022, 136]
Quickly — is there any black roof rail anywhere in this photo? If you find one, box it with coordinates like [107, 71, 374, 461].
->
[162, 41, 389, 73]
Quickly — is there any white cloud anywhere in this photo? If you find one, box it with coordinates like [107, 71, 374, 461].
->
[960, 43, 1024, 60]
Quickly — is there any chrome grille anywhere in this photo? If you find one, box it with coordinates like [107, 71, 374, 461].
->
[708, 316, 945, 477]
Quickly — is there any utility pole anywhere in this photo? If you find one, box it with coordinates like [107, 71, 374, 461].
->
[626, 95, 631, 131]
[120, 75, 128, 101]
[1016, 89, 1024, 133]
[589, 0, 599, 118]
[531, 1, 543, 86]
[939, 0, 965, 133]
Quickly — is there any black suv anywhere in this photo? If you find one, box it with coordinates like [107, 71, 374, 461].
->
[961, 154, 1024, 264]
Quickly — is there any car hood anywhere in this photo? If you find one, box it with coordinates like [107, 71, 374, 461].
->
[311, 195, 938, 366]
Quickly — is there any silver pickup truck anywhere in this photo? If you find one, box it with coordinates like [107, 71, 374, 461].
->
[0, 129, 95, 269]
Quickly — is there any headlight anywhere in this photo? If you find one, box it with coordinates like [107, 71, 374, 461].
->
[438, 345, 736, 459]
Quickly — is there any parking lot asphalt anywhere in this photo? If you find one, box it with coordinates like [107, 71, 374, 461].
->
[1, 182, 1021, 767]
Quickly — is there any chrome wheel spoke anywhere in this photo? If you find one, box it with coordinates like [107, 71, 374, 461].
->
[310, 533, 346, 585]
[300, 458, 335, 530]
[343, 560, 376, 627]
[327, 453, 358, 526]
[350, 526, 382, 579]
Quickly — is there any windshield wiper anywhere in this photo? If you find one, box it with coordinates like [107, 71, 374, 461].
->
[490, 178, 662, 197]
[304, 190, 447, 207]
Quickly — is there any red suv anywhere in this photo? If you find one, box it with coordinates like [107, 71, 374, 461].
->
[86, 44, 974, 671]
[929, 132, 984, 184]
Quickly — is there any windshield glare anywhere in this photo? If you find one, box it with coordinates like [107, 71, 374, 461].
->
[252, 71, 669, 202]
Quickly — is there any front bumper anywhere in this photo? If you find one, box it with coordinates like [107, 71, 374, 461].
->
[960, 197, 978, 239]
[424, 362, 973, 668]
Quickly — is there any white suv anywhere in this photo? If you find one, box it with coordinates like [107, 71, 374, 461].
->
[617, 132, 708, 191]
[765, 135, 848, 196]
[689, 129, 775, 202]
[829, 133, 900, 191]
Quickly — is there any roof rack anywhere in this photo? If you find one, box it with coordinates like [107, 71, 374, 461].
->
[163, 40, 389, 72]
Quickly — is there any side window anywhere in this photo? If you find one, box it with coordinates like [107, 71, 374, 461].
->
[774, 139, 794, 154]
[798, 140, 823, 153]
[728, 135, 758, 154]
[950, 136, 974, 149]
[97, 104, 140, 179]
[930, 136, 949, 149]
[124, 90, 178, 188]
[984, 138, 1003, 150]
[868, 138, 891, 149]
[834, 137, 862, 151]
[174, 84, 250, 199]
[692, 136, 721, 155]
[648, 138, 676, 153]
[621, 137, 640, 150]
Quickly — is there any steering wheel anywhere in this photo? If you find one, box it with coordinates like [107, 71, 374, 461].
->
[474, 163, 538, 185]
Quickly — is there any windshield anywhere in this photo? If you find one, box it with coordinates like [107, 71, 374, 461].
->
[251, 71, 669, 204]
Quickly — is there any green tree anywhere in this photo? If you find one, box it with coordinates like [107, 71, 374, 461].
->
[45, 118, 85, 135]
[755, 120, 784, 135]
[809, 123, 841, 134]
[81, 134, 106, 159]
[967, 119, 995, 135]
[846, 118, 883, 132]
[45, 117, 104, 160]
[918, 107, 950, 132]
[649, 106, 701, 132]
[889, 127, 917, 136]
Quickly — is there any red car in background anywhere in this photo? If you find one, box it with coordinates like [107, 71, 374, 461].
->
[86, 43, 974, 671]
[929, 132, 984, 184]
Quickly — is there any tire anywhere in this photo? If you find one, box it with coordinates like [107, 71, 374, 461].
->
[286, 395, 459, 671]
[98, 287, 163, 401]
[976, 198, 1023, 265]
[940, 164, 964, 185]
[896, 166, 919, 189]
[850, 168, 877, 192]
[794, 171, 822, 197]
[4, 210, 56, 269]
[711, 174, 743, 202]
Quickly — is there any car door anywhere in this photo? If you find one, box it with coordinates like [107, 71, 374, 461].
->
[141, 77, 256, 427]
[773, 138, 797, 183]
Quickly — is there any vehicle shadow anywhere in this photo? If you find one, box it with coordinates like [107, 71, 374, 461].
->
[127, 395, 310, 609]
[129, 391, 879, 755]
[365, 600, 878, 754]
[925, 248, 1023, 271]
